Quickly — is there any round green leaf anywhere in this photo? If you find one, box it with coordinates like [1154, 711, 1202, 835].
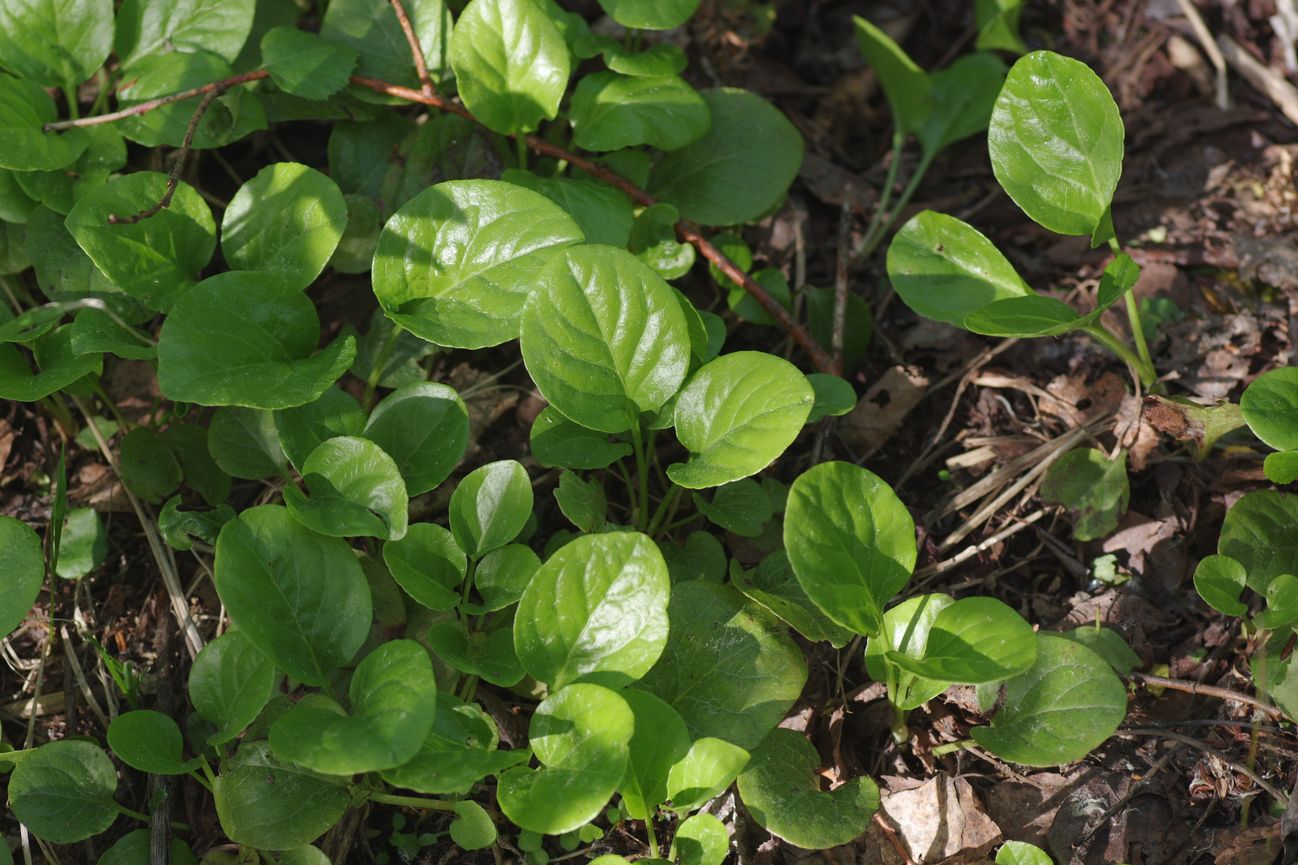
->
[595, 0, 699, 30]
[450, 800, 498, 850]
[570, 73, 709, 152]
[98, 829, 196, 865]
[1058, 626, 1141, 676]
[9, 740, 118, 844]
[1241, 367, 1298, 452]
[261, 27, 359, 101]
[270, 639, 437, 774]
[516, 531, 670, 689]
[521, 244, 691, 433]
[806, 374, 857, 423]
[971, 633, 1127, 766]
[1193, 554, 1248, 617]
[321, 0, 451, 93]
[283, 436, 409, 541]
[107, 710, 200, 775]
[737, 728, 878, 850]
[628, 202, 695, 280]
[996, 841, 1054, 865]
[372, 179, 584, 348]
[190, 629, 278, 745]
[214, 741, 349, 850]
[157, 271, 356, 409]
[0, 0, 113, 88]
[208, 406, 289, 479]
[988, 51, 1124, 236]
[667, 351, 814, 489]
[221, 163, 349, 289]
[0, 76, 87, 171]
[1219, 490, 1298, 593]
[884, 596, 1037, 684]
[119, 427, 182, 504]
[530, 405, 632, 469]
[497, 683, 634, 835]
[619, 689, 690, 820]
[864, 593, 955, 710]
[214, 504, 372, 686]
[380, 694, 528, 795]
[1040, 447, 1129, 541]
[467, 543, 541, 612]
[1266, 450, 1298, 485]
[449, 459, 533, 557]
[676, 814, 729, 865]
[639, 582, 806, 749]
[383, 522, 467, 611]
[784, 461, 916, 637]
[55, 507, 106, 580]
[275, 386, 367, 470]
[649, 89, 803, 226]
[362, 382, 469, 495]
[0, 515, 43, 638]
[666, 737, 750, 811]
[65, 171, 216, 311]
[501, 169, 635, 248]
[115, 0, 255, 66]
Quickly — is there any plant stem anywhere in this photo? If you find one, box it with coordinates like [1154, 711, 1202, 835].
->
[1108, 238, 1156, 384]
[362, 324, 404, 411]
[61, 84, 79, 120]
[115, 804, 189, 831]
[646, 484, 683, 537]
[1082, 323, 1156, 388]
[629, 423, 650, 530]
[931, 739, 976, 756]
[858, 149, 935, 262]
[369, 792, 457, 812]
[646, 819, 660, 859]
[857, 129, 905, 258]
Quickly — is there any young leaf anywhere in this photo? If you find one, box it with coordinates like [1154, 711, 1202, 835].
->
[115, 0, 255, 66]
[362, 382, 469, 495]
[805, 374, 857, 423]
[283, 436, 409, 541]
[450, 460, 533, 557]
[427, 621, 526, 686]
[515, 531, 670, 689]
[784, 461, 916, 637]
[449, 0, 570, 135]
[737, 729, 879, 850]
[885, 596, 1037, 684]
[465, 543, 542, 612]
[274, 387, 367, 470]
[0, 516, 42, 638]
[639, 582, 807, 749]
[864, 593, 955, 709]
[381, 696, 528, 795]
[372, 179, 584, 348]
[971, 633, 1127, 766]
[694, 479, 772, 538]
[0, 76, 88, 171]
[261, 27, 359, 101]
[916, 52, 1007, 158]
[0, 0, 113, 88]
[731, 554, 855, 648]
[450, 801, 498, 850]
[55, 507, 107, 579]
[595, 0, 699, 29]
[604, 42, 688, 77]
[214, 741, 350, 850]
[497, 683, 635, 834]
[383, 522, 467, 611]
[976, 0, 1028, 53]
[1241, 367, 1298, 452]
[1260, 574, 1298, 629]
[996, 841, 1053, 865]
[570, 73, 710, 152]
[157, 272, 356, 409]
[530, 405, 633, 469]
[1265, 451, 1298, 485]
[629, 202, 696, 280]
[554, 471, 608, 533]
[107, 710, 201, 775]
[619, 689, 691, 820]
[9, 740, 118, 843]
[648, 89, 804, 226]
[65, 171, 216, 311]
[1217, 491, 1298, 593]
[321, 0, 451, 91]
[221, 163, 348, 289]
[521, 244, 692, 434]
[189, 630, 278, 745]
[989, 51, 1125, 237]
[666, 737, 750, 811]
[675, 814, 730, 865]
[208, 407, 289, 479]
[214, 505, 372, 686]
[270, 639, 437, 774]
[667, 352, 814, 489]
[0, 326, 102, 401]
[1040, 448, 1129, 541]
[852, 17, 931, 135]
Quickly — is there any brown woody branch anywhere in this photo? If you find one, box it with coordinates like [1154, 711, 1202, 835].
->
[43, 70, 269, 132]
[389, 0, 436, 97]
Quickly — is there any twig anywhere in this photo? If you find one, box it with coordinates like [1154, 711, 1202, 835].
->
[110, 86, 224, 224]
[1173, 0, 1229, 109]
[872, 812, 918, 865]
[42, 69, 269, 131]
[1072, 744, 1181, 853]
[389, 0, 436, 97]
[1119, 727, 1288, 805]
[831, 201, 851, 375]
[1128, 671, 1285, 721]
[1217, 33, 1298, 125]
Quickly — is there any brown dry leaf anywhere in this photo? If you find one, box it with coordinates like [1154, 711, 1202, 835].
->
[1100, 510, 1184, 582]
[986, 773, 1074, 848]
[876, 774, 1002, 863]
[1211, 823, 1283, 865]
[1041, 375, 1089, 426]
[799, 153, 876, 212]
[0, 418, 13, 473]
[840, 365, 928, 455]
[1113, 394, 1160, 470]
[73, 461, 132, 512]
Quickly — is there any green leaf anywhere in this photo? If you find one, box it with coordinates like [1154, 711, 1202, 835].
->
[0, 326, 102, 401]
[190, 630, 277, 745]
[1266, 450, 1298, 485]
[283, 436, 409, 541]
[731, 553, 855, 648]
[628, 202, 695, 280]
[0, 0, 113, 88]
[331, 194, 381, 273]
[784, 461, 916, 637]
[658, 530, 726, 583]
[500, 169, 635, 248]
[65, 171, 216, 311]
[69, 307, 154, 361]
[373, 179, 584, 348]
[604, 42, 688, 77]
[0, 516, 43, 639]
[449, 459, 533, 557]
[619, 689, 690, 820]
[497, 683, 634, 835]
[1058, 626, 1141, 676]
[427, 621, 525, 686]
[737, 728, 878, 850]
[971, 633, 1127, 766]
[554, 471, 608, 533]
[157, 271, 356, 409]
[9, 740, 118, 843]
[530, 405, 632, 469]
[380, 694, 528, 794]
[0, 221, 28, 275]
[114, 52, 266, 150]
[449, 0, 570, 135]
[15, 125, 125, 216]
[595, 0, 699, 29]
[885, 596, 1037, 684]
[383, 523, 466, 611]
[321, 0, 451, 93]
[119, 427, 182, 504]
[214, 505, 372, 686]
[649, 89, 803, 226]
[570, 73, 709, 152]
[1259, 574, 1298, 629]
[976, 0, 1027, 53]
[55, 507, 106, 579]
[694, 479, 771, 537]
[1241, 367, 1298, 452]
[274, 387, 366, 470]
[521, 244, 691, 433]
[1040, 448, 1129, 541]
[363, 382, 470, 495]
[221, 163, 349, 289]
[996, 841, 1054, 865]
[852, 17, 930, 135]
[887, 210, 1033, 329]
[0, 76, 87, 171]
[261, 27, 359, 101]
[270, 639, 436, 774]
[99, 830, 196, 865]
[805, 287, 872, 373]
[639, 582, 806, 749]
[214, 741, 350, 850]
[917, 52, 1007, 158]
[666, 737, 749, 811]
[667, 352, 813, 489]
[1218, 491, 1298, 593]
[805, 373, 857, 423]
[989, 51, 1125, 236]
[515, 531, 669, 688]
[466, 543, 542, 612]
[107, 710, 201, 775]
[450, 800, 498, 850]
[159, 497, 235, 552]
[115, 0, 255, 66]
[676, 814, 729, 865]
[208, 407, 288, 480]
[864, 593, 954, 709]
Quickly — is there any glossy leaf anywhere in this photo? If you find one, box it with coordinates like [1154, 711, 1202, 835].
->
[214, 741, 350, 850]
[667, 352, 813, 488]
[449, 459, 533, 557]
[500, 169, 635, 247]
[570, 73, 709, 152]
[214, 505, 372, 686]
[274, 387, 366, 470]
[515, 531, 670, 688]
[380, 694, 528, 794]
[1241, 367, 1298, 452]
[157, 272, 356, 409]
[115, 0, 255, 66]
[885, 596, 1037, 684]
[852, 17, 930, 135]
[619, 689, 691, 820]
[0, 516, 44, 638]
[806, 374, 857, 423]
[9, 740, 118, 843]
[321, 0, 451, 92]
[605, 42, 688, 77]
[864, 593, 955, 709]
[0, 76, 87, 171]
[522, 244, 691, 433]
[383, 523, 466, 611]
[1040, 448, 1129, 541]
[372, 179, 583, 348]
[530, 405, 632, 469]
[784, 461, 916, 637]
[221, 163, 348, 289]
[107, 710, 200, 775]
[666, 737, 750, 811]
[737, 728, 878, 850]
[469, 543, 542, 612]
[554, 471, 607, 533]
[595, 0, 699, 29]
[261, 27, 359, 101]
[1218, 491, 1298, 593]
[190, 630, 278, 745]
[363, 382, 470, 495]
[628, 202, 695, 280]
[0, 0, 113, 88]
[283, 436, 409, 541]
[989, 51, 1125, 236]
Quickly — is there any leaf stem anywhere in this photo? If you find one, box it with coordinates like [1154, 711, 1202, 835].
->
[369, 792, 457, 811]
[629, 423, 650, 531]
[61, 83, 79, 120]
[1109, 238, 1156, 383]
[646, 484, 683, 538]
[930, 739, 976, 756]
[362, 323, 404, 411]
[857, 149, 935, 263]
[858, 129, 905, 258]
[1081, 323, 1156, 388]
[115, 804, 189, 831]
[646, 818, 660, 858]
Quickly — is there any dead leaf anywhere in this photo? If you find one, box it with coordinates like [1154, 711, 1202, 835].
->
[1211, 823, 1283, 865]
[1113, 394, 1160, 470]
[877, 774, 1002, 863]
[0, 418, 13, 473]
[840, 365, 928, 455]
[986, 773, 1074, 848]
